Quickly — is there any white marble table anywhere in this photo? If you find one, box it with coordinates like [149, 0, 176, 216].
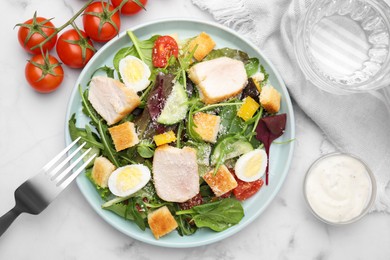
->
[0, 0, 389, 259]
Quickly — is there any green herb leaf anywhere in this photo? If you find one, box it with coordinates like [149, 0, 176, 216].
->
[126, 198, 146, 231]
[186, 99, 204, 142]
[85, 169, 111, 200]
[90, 65, 115, 79]
[79, 85, 100, 126]
[97, 120, 119, 167]
[176, 198, 244, 232]
[136, 140, 155, 158]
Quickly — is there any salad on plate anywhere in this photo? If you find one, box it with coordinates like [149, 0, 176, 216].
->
[68, 30, 287, 240]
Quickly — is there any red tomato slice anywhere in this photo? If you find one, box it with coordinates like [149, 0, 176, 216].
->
[152, 36, 179, 68]
[233, 174, 264, 201]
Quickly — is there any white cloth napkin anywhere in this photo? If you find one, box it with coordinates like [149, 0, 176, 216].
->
[192, 0, 390, 212]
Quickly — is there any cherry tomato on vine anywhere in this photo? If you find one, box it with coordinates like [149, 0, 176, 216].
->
[16, 12, 57, 55]
[152, 36, 179, 68]
[56, 29, 95, 69]
[82, 1, 121, 42]
[111, 0, 147, 15]
[25, 53, 64, 93]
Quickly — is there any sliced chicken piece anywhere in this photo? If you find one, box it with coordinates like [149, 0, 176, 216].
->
[188, 57, 247, 104]
[88, 76, 141, 125]
[153, 145, 199, 203]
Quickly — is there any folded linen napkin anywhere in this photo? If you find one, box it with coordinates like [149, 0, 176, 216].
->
[192, 0, 390, 212]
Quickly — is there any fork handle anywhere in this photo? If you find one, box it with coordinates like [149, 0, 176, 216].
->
[0, 207, 21, 237]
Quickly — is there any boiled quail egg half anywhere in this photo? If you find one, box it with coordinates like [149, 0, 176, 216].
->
[108, 164, 151, 197]
[119, 55, 151, 92]
[234, 149, 267, 182]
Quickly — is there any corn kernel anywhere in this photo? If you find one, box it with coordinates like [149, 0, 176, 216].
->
[153, 131, 177, 146]
[237, 96, 260, 121]
[253, 79, 261, 92]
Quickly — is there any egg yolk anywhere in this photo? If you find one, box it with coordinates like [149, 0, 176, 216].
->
[116, 167, 142, 193]
[123, 60, 144, 83]
[244, 153, 262, 177]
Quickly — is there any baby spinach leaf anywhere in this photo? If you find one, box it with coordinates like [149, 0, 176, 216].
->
[176, 198, 244, 232]
[245, 57, 260, 77]
[91, 65, 115, 79]
[113, 32, 159, 72]
[203, 48, 259, 77]
[105, 203, 135, 220]
[218, 105, 246, 136]
[204, 48, 249, 62]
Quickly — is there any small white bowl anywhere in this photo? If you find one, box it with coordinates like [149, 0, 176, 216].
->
[303, 153, 376, 225]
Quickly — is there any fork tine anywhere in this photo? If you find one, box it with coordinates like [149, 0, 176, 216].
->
[53, 147, 93, 185]
[42, 137, 81, 172]
[49, 142, 87, 179]
[58, 153, 97, 189]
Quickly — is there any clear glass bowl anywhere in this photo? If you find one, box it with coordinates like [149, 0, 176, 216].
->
[303, 153, 376, 225]
[295, 0, 390, 94]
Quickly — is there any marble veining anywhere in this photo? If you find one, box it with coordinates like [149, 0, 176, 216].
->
[0, 0, 389, 259]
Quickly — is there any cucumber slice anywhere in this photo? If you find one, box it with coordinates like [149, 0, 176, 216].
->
[82, 146, 100, 168]
[157, 80, 188, 125]
[211, 135, 253, 166]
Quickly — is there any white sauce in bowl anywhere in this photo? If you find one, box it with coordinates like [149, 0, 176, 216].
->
[304, 153, 375, 224]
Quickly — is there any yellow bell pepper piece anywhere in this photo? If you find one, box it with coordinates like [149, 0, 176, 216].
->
[237, 96, 260, 121]
[153, 130, 177, 146]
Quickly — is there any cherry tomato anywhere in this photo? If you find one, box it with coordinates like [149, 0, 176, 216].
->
[17, 12, 57, 54]
[56, 29, 95, 69]
[83, 2, 121, 42]
[232, 170, 264, 201]
[152, 36, 179, 68]
[111, 0, 147, 15]
[25, 53, 64, 93]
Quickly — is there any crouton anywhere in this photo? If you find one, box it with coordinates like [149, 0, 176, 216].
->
[259, 85, 281, 113]
[88, 76, 141, 126]
[91, 156, 116, 188]
[153, 145, 199, 202]
[108, 121, 139, 152]
[188, 32, 216, 61]
[148, 206, 178, 239]
[193, 112, 220, 143]
[203, 165, 238, 197]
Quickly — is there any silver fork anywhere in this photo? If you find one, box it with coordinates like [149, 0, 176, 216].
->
[0, 137, 96, 237]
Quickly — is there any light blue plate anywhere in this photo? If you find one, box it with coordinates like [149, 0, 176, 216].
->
[64, 19, 295, 248]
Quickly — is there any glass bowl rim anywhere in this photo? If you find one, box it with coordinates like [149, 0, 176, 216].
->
[294, 0, 390, 94]
[303, 152, 377, 225]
